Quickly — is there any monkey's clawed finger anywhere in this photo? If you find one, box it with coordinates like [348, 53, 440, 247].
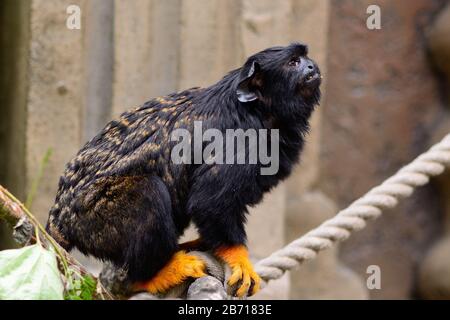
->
[227, 263, 261, 298]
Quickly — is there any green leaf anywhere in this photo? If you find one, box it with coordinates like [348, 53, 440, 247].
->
[79, 275, 96, 300]
[0, 244, 64, 300]
[65, 274, 97, 300]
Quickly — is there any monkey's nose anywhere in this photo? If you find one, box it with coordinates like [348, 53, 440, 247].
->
[305, 67, 320, 80]
[302, 62, 319, 78]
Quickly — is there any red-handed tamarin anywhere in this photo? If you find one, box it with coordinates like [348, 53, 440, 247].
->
[46, 43, 321, 297]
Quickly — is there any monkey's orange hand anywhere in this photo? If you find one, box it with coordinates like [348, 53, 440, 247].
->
[215, 245, 261, 297]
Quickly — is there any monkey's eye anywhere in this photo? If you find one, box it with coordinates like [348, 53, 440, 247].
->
[288, 57, 301, 67]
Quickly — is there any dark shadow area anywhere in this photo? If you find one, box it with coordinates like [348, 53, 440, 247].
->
[0, 0, 30, 249]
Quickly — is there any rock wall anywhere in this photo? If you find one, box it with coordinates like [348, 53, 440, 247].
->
[320, 0, 447, 299]
[418, 2, 450, 300]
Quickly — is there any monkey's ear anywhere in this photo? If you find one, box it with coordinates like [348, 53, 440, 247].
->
[236, 61, 261, 103]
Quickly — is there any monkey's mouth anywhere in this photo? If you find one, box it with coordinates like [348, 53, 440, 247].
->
[298, 72, 322, 96]
[303, 73, 322, 88]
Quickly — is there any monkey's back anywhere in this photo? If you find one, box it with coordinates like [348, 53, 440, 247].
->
[46, 89, 201, 250]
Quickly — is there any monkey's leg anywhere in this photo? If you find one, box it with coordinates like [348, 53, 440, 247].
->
[123, 177, 206, 294]
[68, 175, 205, 295]
[187, 174, 261, 297]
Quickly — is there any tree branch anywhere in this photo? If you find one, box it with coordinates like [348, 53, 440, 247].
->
[0, 184, 114, 300]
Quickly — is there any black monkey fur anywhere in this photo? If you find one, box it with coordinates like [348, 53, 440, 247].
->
[46, 43, 321, 289]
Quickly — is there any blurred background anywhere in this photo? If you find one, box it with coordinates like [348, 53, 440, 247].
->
[1, 0, 450, 299]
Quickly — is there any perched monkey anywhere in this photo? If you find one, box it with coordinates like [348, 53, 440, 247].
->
[46, 43, 321, 297]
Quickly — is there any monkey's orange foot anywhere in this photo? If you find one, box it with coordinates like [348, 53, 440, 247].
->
[134, 251, 206, 294]
[215, 245, 261, 297]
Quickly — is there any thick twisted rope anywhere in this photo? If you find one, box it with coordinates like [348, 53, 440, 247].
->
[255, 133, 450, 285]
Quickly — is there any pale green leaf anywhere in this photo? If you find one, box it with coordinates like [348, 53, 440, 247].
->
[0, 244, 64, 300]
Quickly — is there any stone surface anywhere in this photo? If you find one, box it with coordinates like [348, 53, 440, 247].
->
[320, 0, 447, 299]
[286, 192, 368, 299]
[83, 0, 114, 141]
[112, 0, 154, 116]
[178, 0, 242, 89]
[112, 0, 190, 116]
[187, 276, 228, 300]
[427, 2, 450, 231]
[431, 124, 450, 231]
[418, 236, 450, 299]
[427, 2, 450, 100]
[251, 274, 291, 300]
[418, 4, 450, 300]
[292, 251, 369, 300]
[25, 0, 86, 224]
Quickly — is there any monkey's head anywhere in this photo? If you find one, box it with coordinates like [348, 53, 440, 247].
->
[236, 43, 321, 119]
